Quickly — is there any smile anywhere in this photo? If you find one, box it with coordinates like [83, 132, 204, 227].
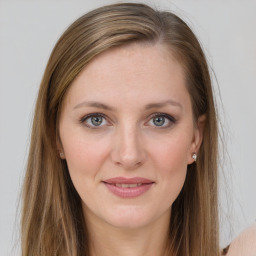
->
[103, 177, 154, 198]
[114, 183, 142, 188]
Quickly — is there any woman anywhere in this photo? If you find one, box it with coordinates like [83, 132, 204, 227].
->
[20, 2, 243, 256]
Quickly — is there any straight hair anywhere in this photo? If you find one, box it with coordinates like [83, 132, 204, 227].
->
[21, 3, 220, 256]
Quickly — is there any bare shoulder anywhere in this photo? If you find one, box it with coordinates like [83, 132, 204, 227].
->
[226, 223, 256, 256]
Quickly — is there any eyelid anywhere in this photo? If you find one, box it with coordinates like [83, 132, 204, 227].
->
[149, 112, 176, 121]
[146, 112, 176, 128]
[79, 112, 106, 122]
[79, 113, 110, 128]
[79, 112, 176, 129]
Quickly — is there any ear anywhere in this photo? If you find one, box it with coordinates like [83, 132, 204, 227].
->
[56, 135, 66, 159]
[187, 114, 206, 164]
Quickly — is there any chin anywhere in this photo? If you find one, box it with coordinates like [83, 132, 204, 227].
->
[104, 205, 160, 229]
[107, 216, 150, 230]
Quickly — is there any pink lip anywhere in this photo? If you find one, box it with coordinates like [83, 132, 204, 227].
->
[103, 177, 154, 198]
[104, 177, 153, 184]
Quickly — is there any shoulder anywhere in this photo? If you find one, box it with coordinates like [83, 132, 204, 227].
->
[225, 223, 256, 256]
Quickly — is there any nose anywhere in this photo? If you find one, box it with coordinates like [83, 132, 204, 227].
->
[110, 124, 146, 170]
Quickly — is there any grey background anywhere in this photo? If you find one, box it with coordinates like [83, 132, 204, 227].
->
[0, 0, 255, 255]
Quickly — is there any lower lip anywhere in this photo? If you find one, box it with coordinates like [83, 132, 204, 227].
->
[104, 183, 153, 198]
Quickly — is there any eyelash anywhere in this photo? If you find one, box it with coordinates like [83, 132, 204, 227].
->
[79, 113, 107, 128]
[148, 112, 176, 128]
[79, 112, 176, 129]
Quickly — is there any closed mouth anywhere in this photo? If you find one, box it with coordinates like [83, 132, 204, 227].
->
[102, 177, 154, 198]
[103, 182, 154, 188]
[114, 183, 143, 188]
[103, 176, 154, 185]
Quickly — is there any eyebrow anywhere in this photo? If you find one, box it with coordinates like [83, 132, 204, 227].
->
[73, 99, 182, 111]
[74, 101, 114, 111]
[145, 100, 182, 110]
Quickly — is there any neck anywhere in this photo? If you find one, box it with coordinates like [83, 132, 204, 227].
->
[84, 209, 171, 256]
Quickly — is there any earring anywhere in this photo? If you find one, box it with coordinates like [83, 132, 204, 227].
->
[59, 152, 65, 159]
[192, 153, 197, 162]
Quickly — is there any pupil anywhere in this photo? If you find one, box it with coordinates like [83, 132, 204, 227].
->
[153, 116, 165, 126]
[91, 116, 102, 126]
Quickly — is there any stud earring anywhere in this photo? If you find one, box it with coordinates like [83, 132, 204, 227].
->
[59, 152, 65, 159]
[192, 153, 197, 162]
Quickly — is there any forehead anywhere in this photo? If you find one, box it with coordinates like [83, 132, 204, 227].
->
[63, 43, 190, 110]
[76, 42, 183, 83]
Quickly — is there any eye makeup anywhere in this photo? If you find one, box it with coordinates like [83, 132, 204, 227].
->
[146, 112, 176, 128]
[79, 111, 177, 130]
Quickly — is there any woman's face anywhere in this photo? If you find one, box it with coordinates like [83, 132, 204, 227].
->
[59, 43, 203, 230]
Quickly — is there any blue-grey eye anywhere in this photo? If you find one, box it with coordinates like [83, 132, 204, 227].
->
[80, 113, 108, 128]
[153, 116, 166, 126]
[148, 113, 176, 128]
[90, 116, 103, 126]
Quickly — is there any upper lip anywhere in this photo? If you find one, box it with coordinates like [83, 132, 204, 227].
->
[103, 177, 154, 184]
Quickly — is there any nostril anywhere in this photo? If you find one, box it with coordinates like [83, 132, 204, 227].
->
[115, 160, 142, 168]
[135, 161, 143, 167]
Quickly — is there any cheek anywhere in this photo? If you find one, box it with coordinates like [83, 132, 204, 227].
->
[152, 132, 192, 171]
[60, 130, 110, 177]
[150, 133, 191, 198]
[157, 144, 188, 185]
[60, 132, 112, 203]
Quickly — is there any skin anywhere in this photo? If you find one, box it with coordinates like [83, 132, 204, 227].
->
[226, 223, 256, 256]
[58, 43, 205, 256]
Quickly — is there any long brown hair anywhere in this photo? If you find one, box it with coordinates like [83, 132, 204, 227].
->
[21, 3, 219, 255]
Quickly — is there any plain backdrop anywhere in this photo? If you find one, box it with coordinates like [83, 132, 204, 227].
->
[0, 0, 255, 255]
